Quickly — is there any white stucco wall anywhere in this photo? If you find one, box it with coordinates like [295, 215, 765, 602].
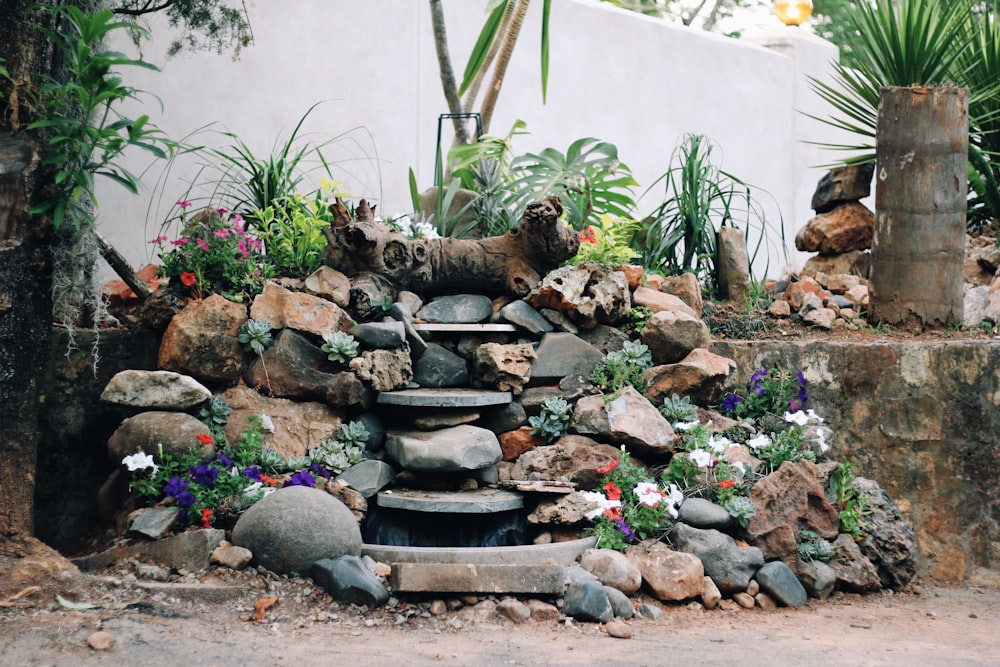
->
[96, 0, 845, 281]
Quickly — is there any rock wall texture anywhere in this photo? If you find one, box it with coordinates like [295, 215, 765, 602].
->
[713, 340, 1000, 582]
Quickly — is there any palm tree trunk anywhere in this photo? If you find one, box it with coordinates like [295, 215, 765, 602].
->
[870, 85, 968, 326]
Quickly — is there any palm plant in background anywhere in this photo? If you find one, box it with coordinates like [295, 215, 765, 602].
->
[809, 0, 1000, 230]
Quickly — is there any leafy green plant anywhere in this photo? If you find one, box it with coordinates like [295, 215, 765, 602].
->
[197, 395, 233, 441]
[334, 421, 370, 451]
[828, 462, 869, 539]
[238, 319, 274, 355]
[753, 426, 817, 472]
[255, 183, 339, 277]
[659, 393, 698, 423]
[321, 331, 360, 363]
[622, 305, 653, 336]
[27, 5, 172, 229]
[571, 214, 640, 265]
[632, 133, 776, 288]
[723, 496, 756, 529]
[528, 397, 573, 445]
[583, 448, 683, 551]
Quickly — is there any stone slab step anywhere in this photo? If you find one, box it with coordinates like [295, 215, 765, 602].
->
[377, 388, 512, 407]
[389, 562, 565, 594]
[377, 488, 523, 513]
[361, 536, 596, 567]
[413, 323, 516, 334]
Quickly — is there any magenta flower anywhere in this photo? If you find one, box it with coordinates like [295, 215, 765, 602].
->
[177, 200, 192, 210]
[196, 238, 210, 252]
[216, 208, 228, 215]
[214, 228, 232, 239]
[148, 235, 168, 244]
[237, 239, 249, 260]
[172, 237, 190, 246]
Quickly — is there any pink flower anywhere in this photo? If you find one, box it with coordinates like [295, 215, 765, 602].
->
[148, 235, 168, 244]
[247, 238, 263, 251]
[214, 228, 231, 239]
[216, 208, 228, 215]
[196, 238, 210, 252]
[237, 240, 249, 260]
[171, 237, 190, 246]
[177, 200, 192, 210]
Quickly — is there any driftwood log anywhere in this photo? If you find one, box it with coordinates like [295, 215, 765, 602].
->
[322, 196, 580, 297]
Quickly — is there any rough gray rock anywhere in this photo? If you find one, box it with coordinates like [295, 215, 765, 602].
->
[755, 560, 808, 607]
[669, 523, 764, 595]
[562, 580, 612, 623]
[101, 370, 211, 410]
[856, 477, 917, 589]
[385, 425, 501, 472]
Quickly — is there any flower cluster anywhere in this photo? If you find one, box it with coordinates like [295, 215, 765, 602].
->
[384, 213, 439, 240]
[152, 202, 269, 298]
[720, 366, 808, 420]
[582, 448, 683, 551]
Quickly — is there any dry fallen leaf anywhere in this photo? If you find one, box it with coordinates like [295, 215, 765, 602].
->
[253, 597, 279, 623]
[0, 586, 41, 607]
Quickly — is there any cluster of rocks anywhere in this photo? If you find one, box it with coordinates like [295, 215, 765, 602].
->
[776, 163, 1000, 331]
[95, 219, 916, 622]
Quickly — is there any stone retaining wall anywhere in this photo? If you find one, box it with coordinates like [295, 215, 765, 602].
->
[713, 340, 1000, 582]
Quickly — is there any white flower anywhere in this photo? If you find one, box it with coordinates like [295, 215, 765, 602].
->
[689, 448, 713, 469]
[412, 220, 439, 239]
[783, 410, 809, 426]
[122, 451, 158, 474]
[708, 435, 731, 455]
[665, 483, 685, 519]
[806, 409, 824, 423]
[673, 420, 700, 432]
[633, 482, 665, 507]
[579, 490, 622, 520]
[259, 413, 275, 433]
[815, 426, 831, 454]
[746, 434, 772, 451]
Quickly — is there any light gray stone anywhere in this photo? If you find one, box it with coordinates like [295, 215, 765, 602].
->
[385, 425, 502, 472]
[529, 333, 604, 385]
[639, 309, 711, 365]
[579, 548, 642, 595]
[417, 294, 493, 323]
[101, 370, 211, 410]
[677, 497, 735, 531]
[626, 539, 704, 602]
[335, 459, 396, 498]
[499, 300, 554, 334]
[570, 385, 675, 459]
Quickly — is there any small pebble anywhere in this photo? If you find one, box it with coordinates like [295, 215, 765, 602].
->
[605, 621, 632, 639]
[87, 631, 113, 651]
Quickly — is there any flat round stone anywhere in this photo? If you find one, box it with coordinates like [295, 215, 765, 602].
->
[377, 388, 512, 407]
[377, 488, 524, 513]
[413, 323, 516, 334]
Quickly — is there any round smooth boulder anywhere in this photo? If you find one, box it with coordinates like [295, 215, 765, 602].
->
[231, 486, 362, 574]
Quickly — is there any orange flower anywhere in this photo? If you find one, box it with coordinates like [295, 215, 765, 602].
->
[180, 271, 197, 287]
[718, 479, 735, 490]
[196, 433, 214, 445]
[595, 459, 619, 474]
[602, 482, 622, 501]
[259, 474, 279, 487]
[579, 226, 598, 244]
[200, 508, 213, 528]
[603, 507, 621, 520]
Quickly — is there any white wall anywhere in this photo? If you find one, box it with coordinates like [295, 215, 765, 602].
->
[97, 0, 844, 281]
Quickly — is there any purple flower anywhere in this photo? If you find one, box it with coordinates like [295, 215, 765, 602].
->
[796, 368, 807, 387]
[216, 453, 234, 468]
[189, 464, 219, 487]
[283, 470, 316, 488]
[309, 463, 332, 479]
[721, 394, 742, 413]
[175, 491, 196, 509]
[750, 368, 768, 385]
[613, 519, 637, 543]
[788, 398, 801, 412]
[164, 476, 189, 497]
[243, 465, 262, 481]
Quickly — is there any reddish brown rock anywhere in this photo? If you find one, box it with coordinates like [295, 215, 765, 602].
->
[626, 540, 704, 602]
[499, 426, 540, 461]
[158, 294, 246, 385]
[639, 309, 711, 365]
[107, 411, 215, 464]
[658, 272, 703, 317]
[795, 202, 874, 255]
[643, 348, 737, 405]
[220, 386, 344, 459]
[512, 435, 622, 490]
[631, 286, 697, 318]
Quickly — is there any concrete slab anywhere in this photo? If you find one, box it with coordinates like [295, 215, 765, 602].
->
[389, 563, 565, 594]
[361, 536, 595, 567]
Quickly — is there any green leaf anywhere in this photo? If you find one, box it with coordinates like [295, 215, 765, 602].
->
[541, 0, 551, 103]
[459, 1, 508, 97]
[55, 594, 101, 611]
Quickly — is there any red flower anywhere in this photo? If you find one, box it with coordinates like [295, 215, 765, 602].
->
[196, 433, 214, 445]
[180, 272, 197, 287]
[579, 226, 597, 244]
[603, 507, 621, 520]
[595, 459, 619, 474]
[602, 482, 622, 501]
[200, 508, 213, 528]
[718, 479, 735, 490]
[259, 474, 279, 487]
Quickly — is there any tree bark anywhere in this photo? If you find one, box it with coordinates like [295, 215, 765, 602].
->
[870, 85, 968, 327]
[322, 195, 579, 297]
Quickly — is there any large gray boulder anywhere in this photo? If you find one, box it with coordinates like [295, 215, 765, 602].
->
[231, 486, 362, 574]
[669, 523, 764, 595]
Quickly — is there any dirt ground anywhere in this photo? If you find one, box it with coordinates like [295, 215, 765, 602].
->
[2, 570, 998, 667]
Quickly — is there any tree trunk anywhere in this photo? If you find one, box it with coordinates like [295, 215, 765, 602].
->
[323, 195, 579, 297]
[869, 85, 968, 327]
